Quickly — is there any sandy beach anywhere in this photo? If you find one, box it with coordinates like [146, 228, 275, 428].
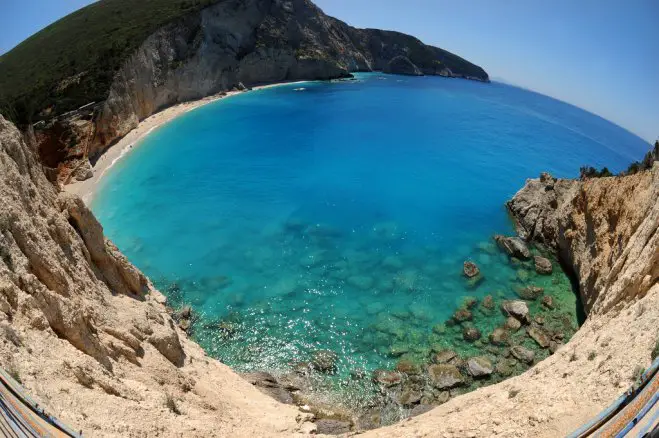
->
[65, 81, 309, 204]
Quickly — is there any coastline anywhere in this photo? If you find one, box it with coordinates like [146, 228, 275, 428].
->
[65, 80, 310, 204]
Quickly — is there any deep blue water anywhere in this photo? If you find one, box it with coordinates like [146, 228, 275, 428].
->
[92, 73, 648, 383]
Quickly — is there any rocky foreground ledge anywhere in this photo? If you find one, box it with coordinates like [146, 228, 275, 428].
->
[0, 109, 657, 437]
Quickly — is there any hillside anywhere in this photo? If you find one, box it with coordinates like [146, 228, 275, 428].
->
[0, 0, 488, 128]
[0, 0, 220, 123]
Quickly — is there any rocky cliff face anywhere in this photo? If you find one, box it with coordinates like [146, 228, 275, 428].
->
[362, 167, 658, 438]
[1, 111, 657, 436]
[507, 169, 658, 315]
[29, 0, 488, 175]
[0, 115, 308, 436]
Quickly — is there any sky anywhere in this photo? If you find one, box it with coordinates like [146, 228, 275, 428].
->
[0, 0, 657, 143]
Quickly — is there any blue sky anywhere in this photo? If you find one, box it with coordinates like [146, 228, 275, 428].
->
[0, 0, 657, 143]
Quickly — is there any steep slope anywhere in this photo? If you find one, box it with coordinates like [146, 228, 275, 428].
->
[0, 0, 487, 126]
[1, 100, 657, 436]
[1, 0, 488, 184]
[0, 115, 308, 436]
[361, 167, 658, 437]
[507, 171, 658, 315]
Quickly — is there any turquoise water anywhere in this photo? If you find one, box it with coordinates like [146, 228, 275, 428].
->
[92, 73, 648, 398]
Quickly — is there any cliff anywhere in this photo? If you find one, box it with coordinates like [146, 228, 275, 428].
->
[1, 107, 657, 436]
[361, 167, 658, 437]
[507, 170, 658, 315]
[0, 114, 309, 436]
[0, 0, 488, 184]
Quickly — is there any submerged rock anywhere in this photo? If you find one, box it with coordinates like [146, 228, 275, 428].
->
[427, 364, 464, 389]
[347, 275, 375, 290]
[494, 235, 531, 260]
[489, 327, 510, 346]
[350, 368, 367, 380]
[463, 326, 482, 342]
[501, 300, 531, 324]
[534, 255, 553, 274]
[510, 345, 535, 364]
[432, 349, 458, 364]
[389, 343, 410, 357]
[452, 308, 473, 324]
[432, 323, 446, 335]
[381, 255, 404, 270]
[293, 361, 314, 375]
[527, 326, 551, 348]
[395, 359, 421, 375]
[462, 296, 479, 309]
[463, 261, 480, 278]
[495, 360, 515, 377]
[396, 387, 423, 406]
[311, 350, 338, 373]
[541, 295, 555, 309]
[504, 316, 522, 332]
[372, 369, 402, 387]
[482, 295, 495, 310]
[516, 285, 544, 301]
[466, 356, 494, 378]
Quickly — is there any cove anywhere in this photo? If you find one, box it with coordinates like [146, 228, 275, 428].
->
[91, 73, 649, 416]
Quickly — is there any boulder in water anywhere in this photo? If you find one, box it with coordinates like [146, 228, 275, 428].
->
[452, 308, 473, 324]
[427, 364, 464, 389]
[482, 295, 495, 310]
[501, 300, 531, 324]
[463, 326, 482, 342]
[463, 261, 480, 278]
[489, 327, 510, 346]
[516, 285, 544, 301]
[527, 326, 550, 348]
[510, 345, 535, 364]
[372, 369, 402, 387]
[534, 255, 553, 274]
[396, 387, 423, 406]
[504, 316, 522, 332]
[432, 349, 458, 364]
[494, 235, 531, 260]
[495, 360, 515, 377]
[395, 359, 421, 375]
[311, 350, 338, 373]
[541, 295, 555, 309]
[467, 356, 494, 378]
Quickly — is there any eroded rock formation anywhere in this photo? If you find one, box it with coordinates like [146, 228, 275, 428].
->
[0, 115, 308, 436]
[361, 167, 658, 437]
[507, 170, 658, 315]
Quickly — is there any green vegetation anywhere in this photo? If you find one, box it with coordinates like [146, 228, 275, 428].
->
[579, 140, 658, 180]
[623, 140, 659, 175]
[7, 362, 22, 384]
[579, 166, 613, 179]
[165, 393, 181, 415]
[0, 0, 219, 125]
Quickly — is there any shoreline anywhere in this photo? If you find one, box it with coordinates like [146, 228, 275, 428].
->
[65, 80, 310, 204]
